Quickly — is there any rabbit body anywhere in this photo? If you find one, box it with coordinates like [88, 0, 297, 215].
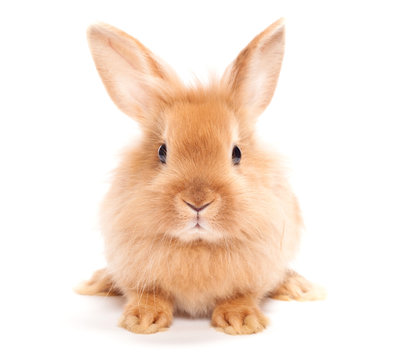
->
[78, 19, 318, 334]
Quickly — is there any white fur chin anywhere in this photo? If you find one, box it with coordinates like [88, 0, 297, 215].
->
[174, 227, 223, 244]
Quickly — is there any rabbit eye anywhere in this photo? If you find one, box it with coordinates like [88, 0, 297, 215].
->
[232, 145, 241, 165]
[158, 144, 167, 164]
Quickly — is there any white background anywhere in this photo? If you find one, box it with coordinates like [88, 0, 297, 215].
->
[0, 0, 408, 359]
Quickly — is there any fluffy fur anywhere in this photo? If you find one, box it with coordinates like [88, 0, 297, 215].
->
[77, 18, 324, 335]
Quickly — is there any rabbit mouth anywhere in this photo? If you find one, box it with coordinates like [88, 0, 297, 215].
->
[186, 220, 210, 234]
[185, 213, 211, 233]
[191, 221, 206, 231]
[174, 220, 224, 243]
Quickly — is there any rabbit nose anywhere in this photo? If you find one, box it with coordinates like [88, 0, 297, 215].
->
[184, 200, 212, 213]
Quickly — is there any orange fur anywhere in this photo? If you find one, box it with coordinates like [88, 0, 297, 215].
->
[78, 18, 323, 335]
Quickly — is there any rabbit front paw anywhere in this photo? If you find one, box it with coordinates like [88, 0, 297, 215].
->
[119, 292, 173, 334]
[118, 310, 171, 334]
[211, 297, 268, 335]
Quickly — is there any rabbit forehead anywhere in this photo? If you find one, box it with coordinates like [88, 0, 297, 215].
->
[163, 99, 238, 147]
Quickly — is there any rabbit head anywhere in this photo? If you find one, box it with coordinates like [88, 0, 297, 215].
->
[87, 20, 292, 245]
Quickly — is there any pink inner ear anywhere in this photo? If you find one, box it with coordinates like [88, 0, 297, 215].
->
[223, 19, 285, 118]
[87, 23, 182, 125]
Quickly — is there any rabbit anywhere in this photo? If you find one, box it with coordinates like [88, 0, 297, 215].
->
[76, 18, 325, 335]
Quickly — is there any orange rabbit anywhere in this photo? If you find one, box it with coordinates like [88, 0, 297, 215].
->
[76, 19, 325, 335]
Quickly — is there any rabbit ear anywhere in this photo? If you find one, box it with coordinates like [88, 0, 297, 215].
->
[223, 18, 285, 119]
[87, 23, 180, 125]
